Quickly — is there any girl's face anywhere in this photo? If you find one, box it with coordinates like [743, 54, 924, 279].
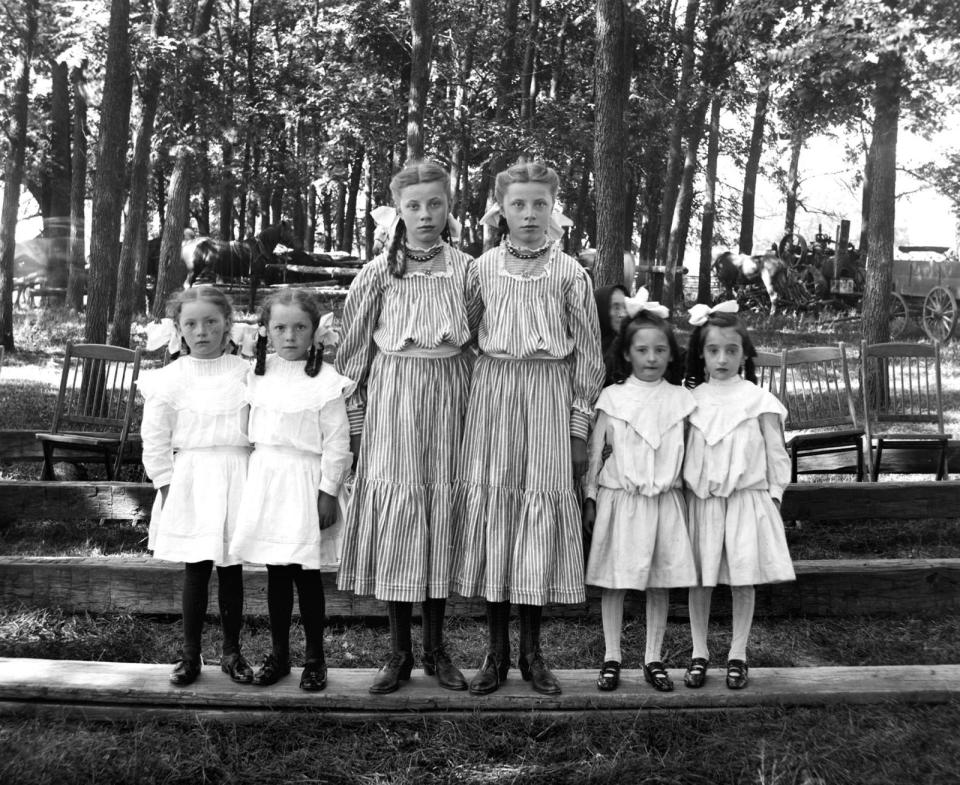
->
[268, 303, 314, 362]
[178, 300, 227, 360]
[625, 325, 671, 383]
[609, 290, 627, 334]
[702, 325, 744, 381]
[398, 181, 449, 247]
[501, 182, 554, 248]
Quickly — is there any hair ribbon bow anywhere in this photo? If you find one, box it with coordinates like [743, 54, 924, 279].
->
[145, 318, 180, 354]
[688, 300, 739, 327]
[624, 287, 669, 319]
[372, 205, 461, 243]
[479, 205, 572, 241]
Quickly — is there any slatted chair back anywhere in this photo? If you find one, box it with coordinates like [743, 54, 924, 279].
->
[753, 350, 783, 394]
[860, 340, 948, 480]
[38, 342, 142, 479]
[778, 343, 865, 481]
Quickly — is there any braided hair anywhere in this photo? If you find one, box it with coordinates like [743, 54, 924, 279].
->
[684, 311, 758, 388]
[254, 288, 325, 377]
[165, 285, 234, 360]
[386, 159, 452, 278]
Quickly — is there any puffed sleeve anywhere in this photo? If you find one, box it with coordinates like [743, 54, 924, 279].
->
[318, 396, 353, 496]
[140, 396, 176, 489]
[759, 411, 790, 502]
[335, 262, 386, 436]
[582, 410, 610, 501]
[566, 266, 604, 442]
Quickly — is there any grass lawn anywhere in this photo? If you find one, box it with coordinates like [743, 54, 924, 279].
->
[1, 306, 959, 783]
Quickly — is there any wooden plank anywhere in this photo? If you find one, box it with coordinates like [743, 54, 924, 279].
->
[0, 482, 153, 523]
[3, 556, 958, 619]
[2, 479, 960, 523]
[0, 658, 957, 719]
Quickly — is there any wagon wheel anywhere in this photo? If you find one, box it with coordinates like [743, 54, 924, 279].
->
[922, 285, 957, 342]
[889, 291, 910, 339]
[798, 265, 828, 300]
[777, 233, 808, 269]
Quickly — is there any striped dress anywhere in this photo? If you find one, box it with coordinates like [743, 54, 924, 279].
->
[454, 242, 604, 605]
[335, 244, 481, 602]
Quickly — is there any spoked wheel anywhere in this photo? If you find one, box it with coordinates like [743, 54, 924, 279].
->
[889, 291, 910, 339]
[922, 285, 957, 342]
[777, 232, 808, 269]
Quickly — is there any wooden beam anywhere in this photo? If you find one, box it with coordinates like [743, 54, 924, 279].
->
[0, 658, 957, 721]
[3, 556, 958, 619]
[0, 482, 153, 523]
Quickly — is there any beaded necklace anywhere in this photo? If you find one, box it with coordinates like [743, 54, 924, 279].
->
[504, 237, 550, 259]
[404, 244, 444, 263]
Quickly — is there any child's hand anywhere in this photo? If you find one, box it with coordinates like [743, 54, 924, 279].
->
[349, 434, 361, 470]
[571, 437, 588, 477]
[317, 491, 338, 530]
[582, 498, 596, 535]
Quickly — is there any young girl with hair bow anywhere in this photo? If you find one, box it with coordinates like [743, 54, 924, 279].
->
[681, 301, 795, 691]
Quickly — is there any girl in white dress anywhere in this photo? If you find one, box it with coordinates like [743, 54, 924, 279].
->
[682, 302, 795, 690]
[231, 289, 353, 692]
[583, 305, 696, 692]
[140, 286, 252, 687]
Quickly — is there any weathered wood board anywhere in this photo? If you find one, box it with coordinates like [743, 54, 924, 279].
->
[3, 479, 960, 523]
[3, 556, 958, 618]
[0, 658, 957, 721]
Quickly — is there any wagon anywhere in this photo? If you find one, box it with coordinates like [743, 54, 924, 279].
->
[890, 245, 960, 342]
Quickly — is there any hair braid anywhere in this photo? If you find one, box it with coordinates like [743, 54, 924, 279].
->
[306, 343, 323, 377]
[387, 221, 407, 278]
[254, 331, 268, 375]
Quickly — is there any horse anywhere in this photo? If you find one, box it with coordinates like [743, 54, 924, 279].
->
[712, 247, 790, 314]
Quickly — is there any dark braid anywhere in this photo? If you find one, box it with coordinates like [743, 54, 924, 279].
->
[305, 343, 323, 377]
[387, 221, 407, 278]
[497, 215, 509, 243]
[254, 330, 268, 375]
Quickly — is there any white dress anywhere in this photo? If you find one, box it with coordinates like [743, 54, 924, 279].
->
[231, 356, 354, 570]
[684, 376, 796, 587]
[583, 377, 697, 590]
[139, 354, 251, 566]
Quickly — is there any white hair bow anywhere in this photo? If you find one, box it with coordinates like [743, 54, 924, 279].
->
[145, 318, 180, 355]
[479, 205, 572, 242]
[313, 312, 340, 348]
[624, 287, 669, 319]
[371, 205, 462, 243]
[688, 300, 739, 327]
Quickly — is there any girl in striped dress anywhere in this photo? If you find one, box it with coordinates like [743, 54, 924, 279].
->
[336, 160, 480, 694]
[454, 162, 604, 696]
[139, 286, 252, 687]
[231, 289, 353, 692]
[682, 303, 795, 690]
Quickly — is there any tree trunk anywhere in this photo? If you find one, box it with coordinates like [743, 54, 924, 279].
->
[783, 123, 803, 238]
[86, 0, 132, 344]
[570, 155, 591, 255]
[593, 0, 630, 289]
[520, 0, 541, 125]
[341, 145, 365, 254]
[152, 0, 216, 317]
[67, 60, 88, 311]
[862, 53, 901, 347]
[860, 131, 876, 253]
[321, 184, 332, 252]
[220, 137, 234, 240]
[364, 166, 374, 260]
[738, 78, 769, 255]
[549, 14, 568, 100]
[405, 0, 432, 161]
[110, 0, 167, 343]
[0, 0, 38, 351]
[47, 59, 72, 292]
[306, 183, 316, 252]
[698, 94, 721, 304]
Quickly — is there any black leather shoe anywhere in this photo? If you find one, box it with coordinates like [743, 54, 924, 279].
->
[596, 660, 621, 691]
[469, 651, 509, 696]
[684, 657, 709, 689]
[220, 652, 253, 684]
[170, 657, 201, 686]
[252, 653, 291, 686]
[423, 646, 468, 691]
[518, 650, 561, 695]
[300, 659, 327, 692]
[726, 659, 749, 690]
[642, 661, 674, 692]
[369, 651, 414, 694]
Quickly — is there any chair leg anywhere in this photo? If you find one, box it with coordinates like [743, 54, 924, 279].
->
[937, 444, 948, 481]
[40, 443, 55, 481]
[855, 443, 864, 483]
[872, 440, 883, 482]
[104, 447, 114, 480]
[790, 446, 798, 484]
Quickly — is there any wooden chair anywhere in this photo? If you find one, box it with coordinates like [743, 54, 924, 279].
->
[753, 350, 783, 393]
[778, 343, 865, 482]
[36, 342, 142, 480]
[860, 340, 949, 481]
